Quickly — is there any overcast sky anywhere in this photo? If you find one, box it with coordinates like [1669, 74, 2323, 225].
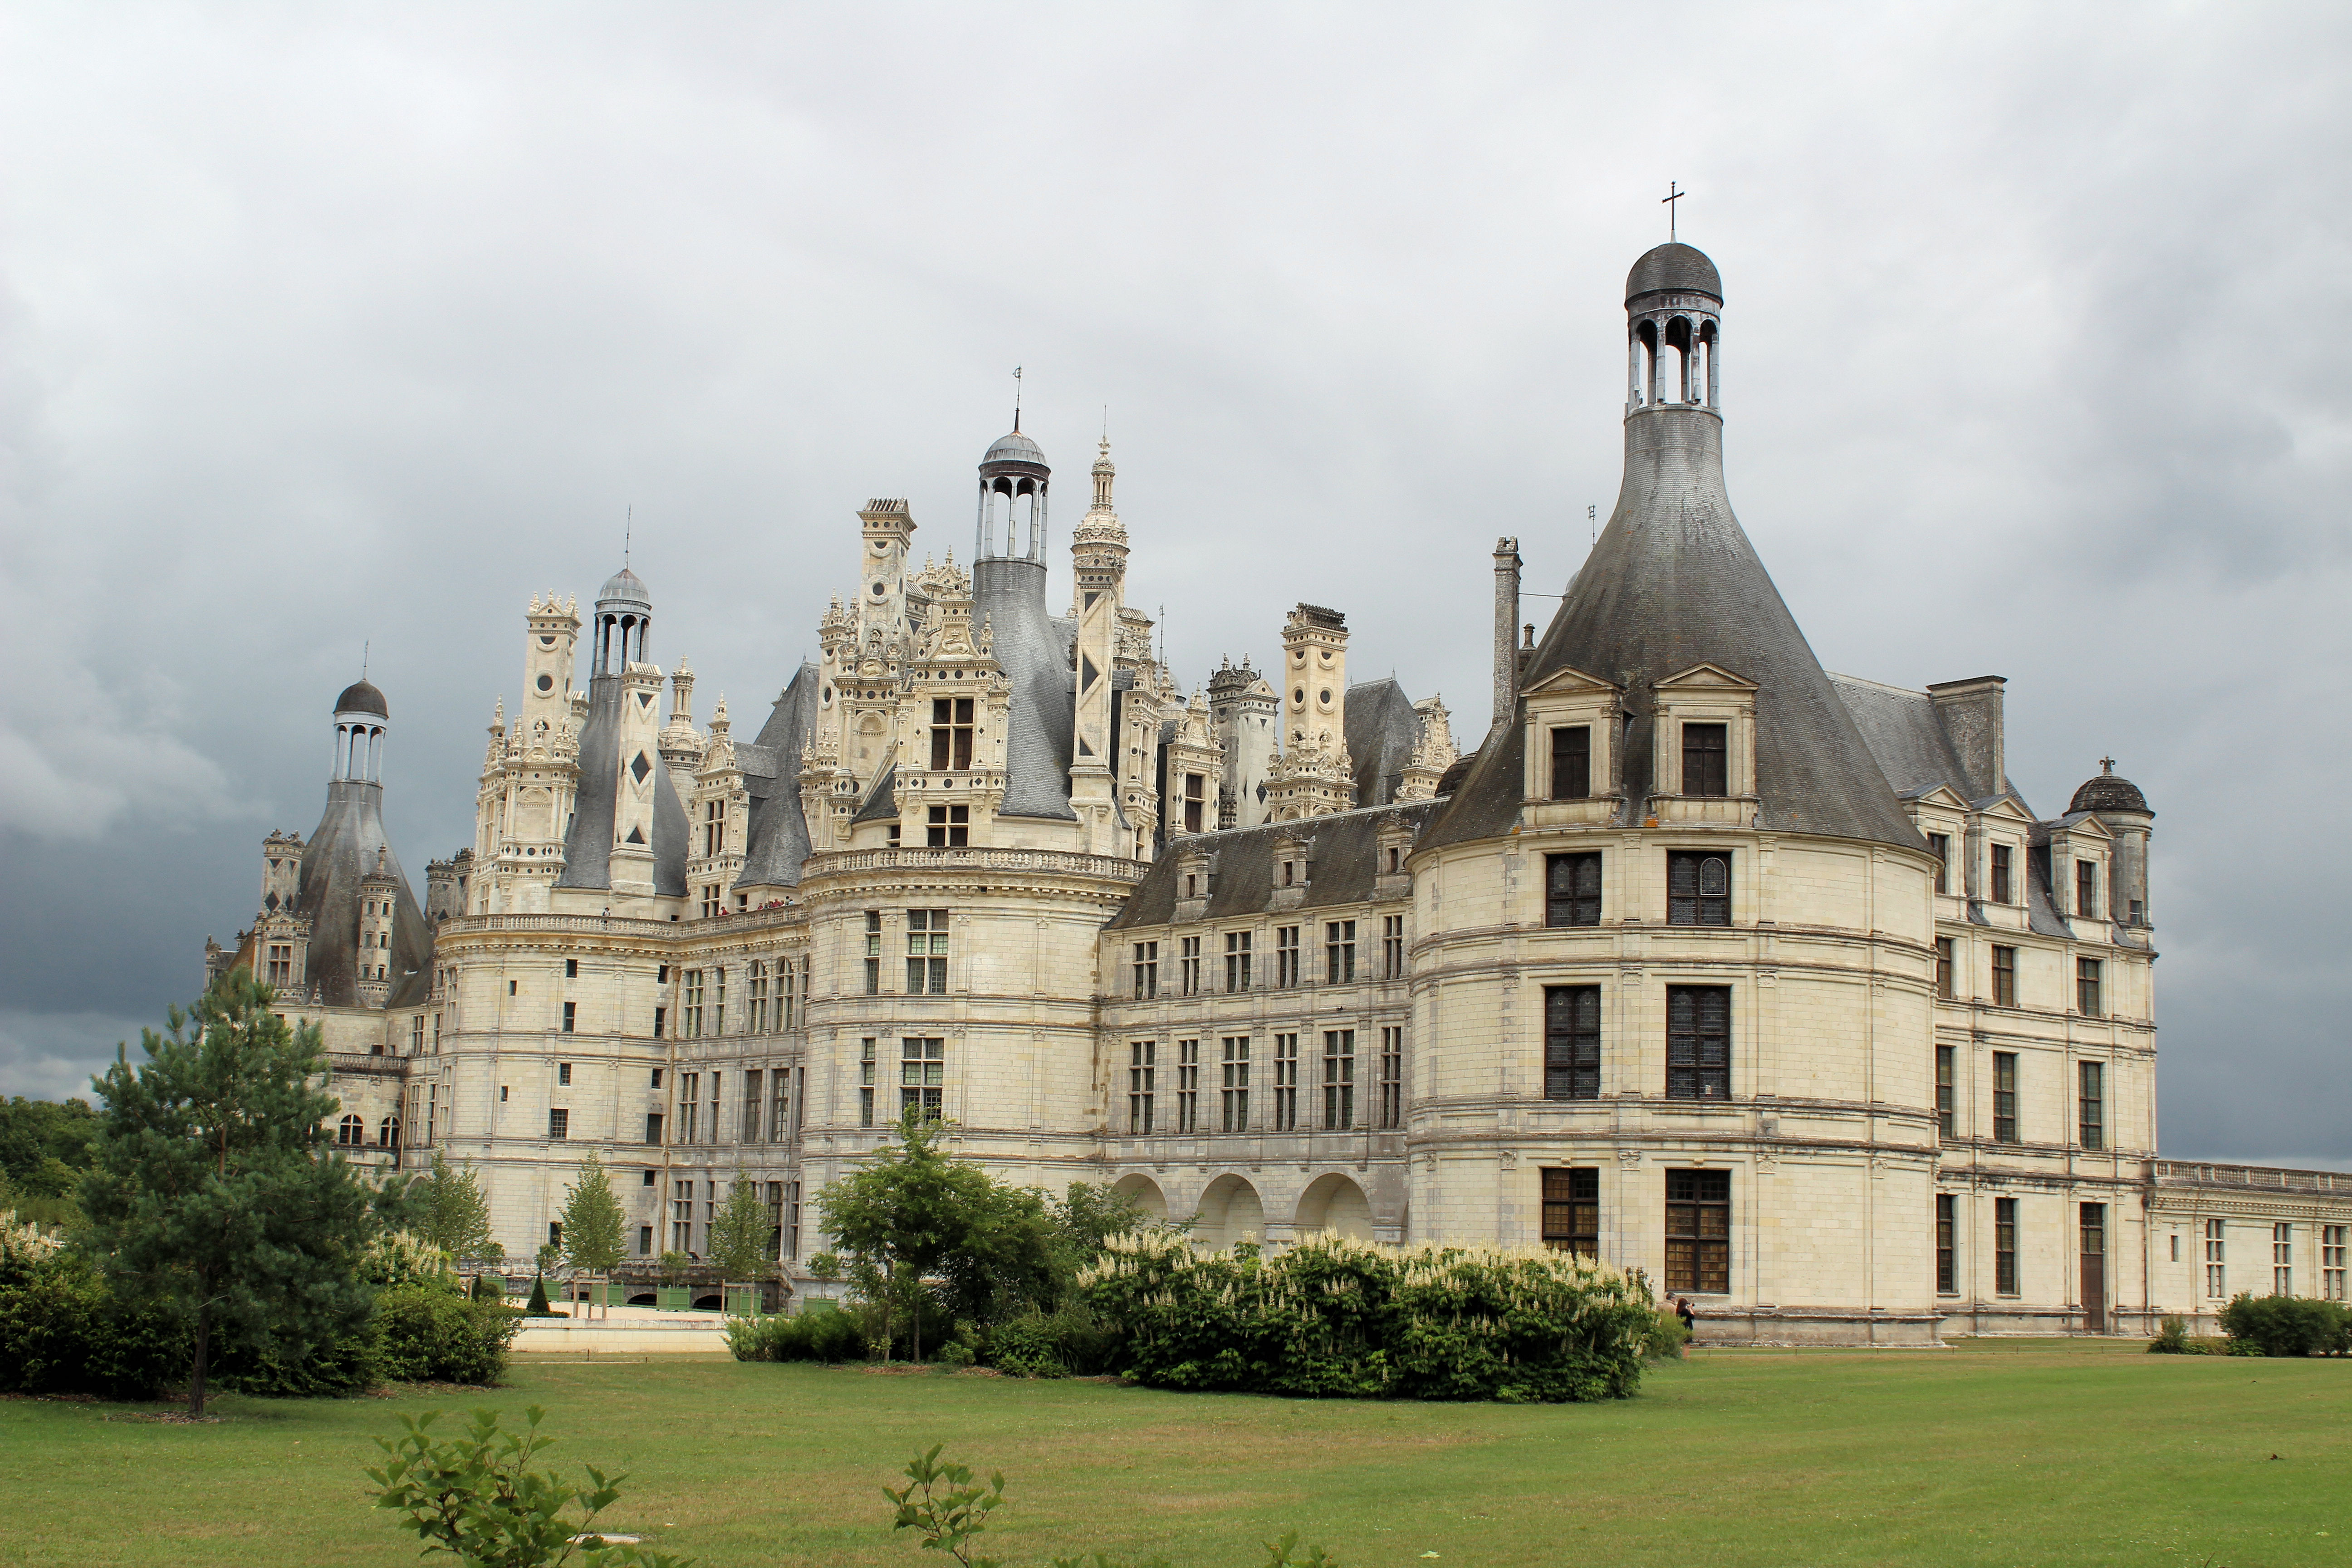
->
[1, 4, 2345, 1165]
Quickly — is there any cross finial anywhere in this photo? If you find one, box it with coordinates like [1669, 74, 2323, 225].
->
[624, 504, 632, 567]
[1013, 366, 1023, 432]
[2100, 755, 2116, 774]
[362, 639, 368, 678]
[1663, 181, 1685, 241]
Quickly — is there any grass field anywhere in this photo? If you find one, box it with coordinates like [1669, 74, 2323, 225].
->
[1, 1341, 2344, 1568]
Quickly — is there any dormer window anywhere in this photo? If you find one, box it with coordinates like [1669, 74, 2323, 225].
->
[926, 805, 968, 847]
[1549, 726, 1591, 799]
[1183, 774, 1205, 834]
[1184, 873, 1198, 899]
[1282, 860, 1296, 887]
[1927, 833, 1951, 894]
[2075, 860, 2098, 919]
[930, 698, 974, 770]
[1990, 844, 2014, 904]
[1681, 724, 1728, 798]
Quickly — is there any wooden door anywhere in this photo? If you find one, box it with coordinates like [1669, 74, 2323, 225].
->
[2080, 1203, 2107, 1334]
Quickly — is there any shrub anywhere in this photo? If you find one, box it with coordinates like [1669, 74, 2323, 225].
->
[1643, 1308, 1690, 1361]
[985, 1303, 1115, 1378]
[2220, 1294, 2352, 1357]
[1080, 1232, 1654, 1402]
[212, 1323, 380, 1398]
[0, 1249, 188, 1400]
[367, 1405, 689, 1567]
[2148, 1315, 2190, 1353]
[725, 1303, 867, 1363]
[526, 1275, 554, 1316]
[933, 1338, 975, 1371]
[377, 1284, 520, 1385]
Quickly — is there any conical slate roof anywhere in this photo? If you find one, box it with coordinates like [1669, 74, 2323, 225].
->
[1426, 250, 1920, 853]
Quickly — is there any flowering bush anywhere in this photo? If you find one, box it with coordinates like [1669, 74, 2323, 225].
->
[1078, 1232, 1654, 1402]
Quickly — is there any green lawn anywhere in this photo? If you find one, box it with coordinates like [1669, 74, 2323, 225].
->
[2, 1342, 2344, 1568]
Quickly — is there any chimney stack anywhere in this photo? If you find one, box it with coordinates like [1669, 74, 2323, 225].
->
[1492, 537, 1521, 731]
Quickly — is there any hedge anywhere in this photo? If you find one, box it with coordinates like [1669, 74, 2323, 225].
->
[1078, 1232, 1656, 1402]
[724, 1304, 868, 1362]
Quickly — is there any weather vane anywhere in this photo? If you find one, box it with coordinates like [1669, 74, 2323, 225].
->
[1663, 181, 1685, 241]
[1013, 366, 1023, 431]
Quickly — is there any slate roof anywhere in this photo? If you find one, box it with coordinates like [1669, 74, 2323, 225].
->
[2069, 765, 2151, 817]
[734, 662, 821, 888]
[1425, 395, 1922, 853]
[556, 673, 689, 895]
[1343, 678, 1422, 808]
[293, 779, 432, 1008]
[334, 680, 389, 718]
[852, 763, 899, 825]
[1105, 800, 1439, 931]
[975, 556, 1077, 820]
[1626, 242, 1723, 303]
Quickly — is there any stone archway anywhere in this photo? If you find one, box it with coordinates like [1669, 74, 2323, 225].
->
[1112, 1172, 1167, 1221]
[1295, 1173, 1375, 1240]
[1192, 1174, 1265, 1250]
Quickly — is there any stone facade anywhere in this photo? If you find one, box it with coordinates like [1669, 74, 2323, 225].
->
[206, 241, 2351, 1338]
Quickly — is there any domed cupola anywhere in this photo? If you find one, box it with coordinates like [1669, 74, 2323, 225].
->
[592, 566, 652, 673]
[334, 680, 390, 783]
[2068, 758, 2152, 818]
[976, 423, 1050, 563]
[334, 679, 389, 719]
[1625, 241, 1723, 415]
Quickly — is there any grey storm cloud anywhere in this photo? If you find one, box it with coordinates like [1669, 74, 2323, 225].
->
[0, 3, 2346, 1164]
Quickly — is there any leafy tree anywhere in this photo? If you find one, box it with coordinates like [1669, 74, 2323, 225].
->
[557, 1151, 626, 1273]
[816, 1109, 1057, 1362]
[706, 1174, 772, 1280]
[416, 1149, 498, 1262]
[0, 1095, 100, 1186]
[78, 968, 396, 1415]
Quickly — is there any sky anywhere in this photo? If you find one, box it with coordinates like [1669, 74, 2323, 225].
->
[0, 3, 2345, 1165]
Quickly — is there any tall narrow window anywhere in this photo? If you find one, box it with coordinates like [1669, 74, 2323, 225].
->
[1995, 1198, 2019, 1295]
[858, 1039, 876, 1128]
[900, 1037, 945, 1120]
[2077, 958, 2103, 1017]
[1378, 1026, 1403, 1129]
[548, 1107, 568, 1140]
[1935, 937, 1954, 1000]
[1132, 941, 1158, 1000]
[1666, 851, 1731, 926]
[864, 911, 882, 995]
[1992, 1052, 2018, 1143]
[1178, 936, 1201, 996]
[2202, 1218, 2230, 1296]
[670, 1179, 695, 1252]
[926, 804, 969, 847]
[557, 1061, 572, 1086]
[1220, 1036, 1250, 1131]
[267, 944, 294, 987]
[1927, 833, 1950, 895]
[1990, 945, 2017, 1007]
[2076, 860, 2098, 918]
[1324, 921, 1356, 984]
[653, 1004, 666, 1039]
[930, 697, 975, 770]
[1224, 931, 1253, 993]
[741, 1070, 764, 1142]
[1936, 1195, 1958, 1294]
[1183, 773, 1205, 834]
[1666, 986, 1730, 1100]
[1176, 1039, 1200, 1132]
[769, 1069, 789, 1141]
[684, 970, 705, 1037]
[709, 1072, 721, 1141]
[906, 909, 949, 994]
[1271, 1033, 1299, 1131]
[2321, 1225, 2346, 1301]
[1546, 852, 1602, 927]
[748, 961, 768, 1034]
[1275, 926, 1300, 987]
[1544, 985, 1602, 1101]
[644, 1112, 663, 1145]
[1541, 1168, 1600, 1257]
[1681, 723, 1728, 797]
[1549, 725, 1592, 800]
[1665, 1170, 1730, 1293]
[2274, 1223, 2294, 1297]
[1382, 915, 1406, 979]
[1935, 1044, 1955, 1138]
[1321, 1030, 1355, 1130]
[1128, 1041, 1156, 1133]
[1990, 844, 2014, 904]
[679, 1072, 699, 1143]
[2078, 1061, 2104, 1151]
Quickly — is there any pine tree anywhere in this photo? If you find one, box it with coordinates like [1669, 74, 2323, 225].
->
[557, 1150, 626, 1273]
[78, 968, 392, 1415]
[415, 1149, 496, 1263]
[706, 1173, 773, 1282]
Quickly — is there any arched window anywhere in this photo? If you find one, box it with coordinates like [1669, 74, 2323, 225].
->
[338, 1114, 365, 1145]
[379, 1115, 401, 1150]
